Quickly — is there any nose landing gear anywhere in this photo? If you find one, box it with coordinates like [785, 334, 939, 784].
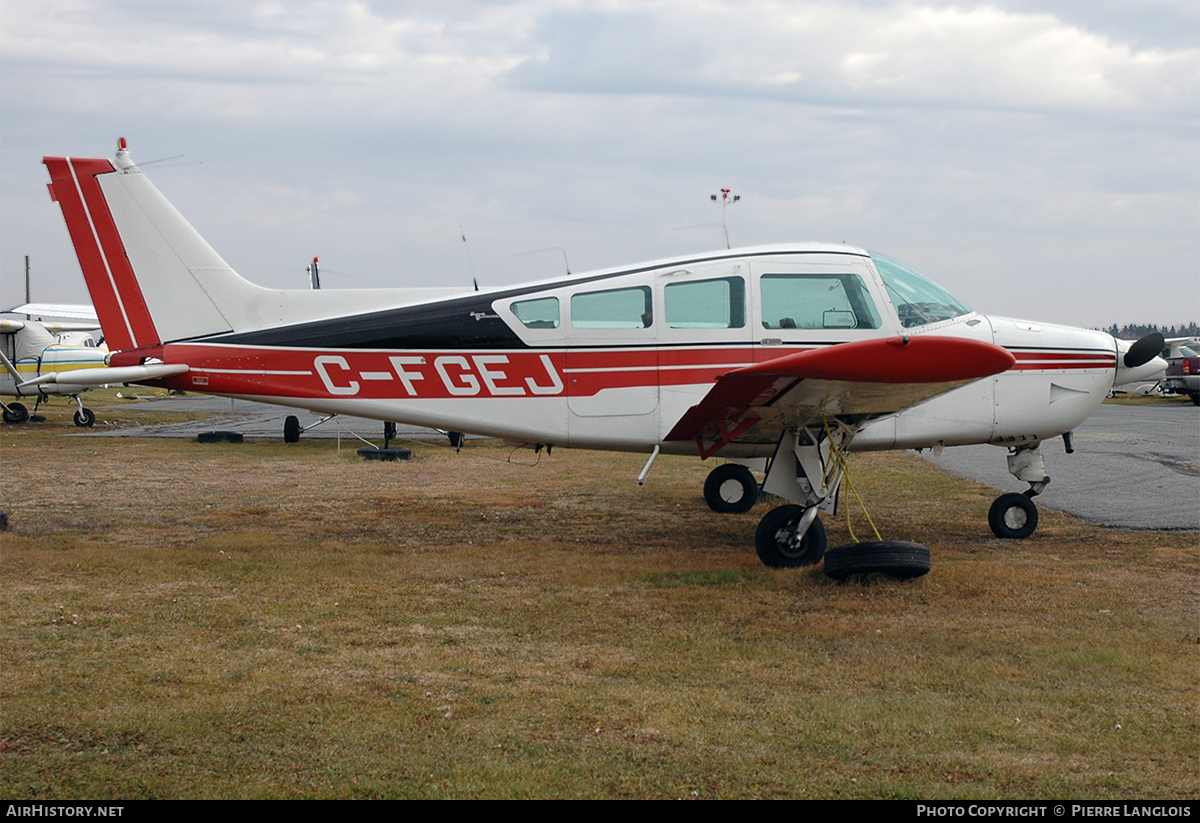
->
[988, 444, 1051, 539]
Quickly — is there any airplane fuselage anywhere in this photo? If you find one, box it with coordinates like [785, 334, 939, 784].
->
[1, 341, 109, 400]
[100, 246, 1122, 457]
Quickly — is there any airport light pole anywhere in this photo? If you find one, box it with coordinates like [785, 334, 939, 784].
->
[710, 189, 740, 249]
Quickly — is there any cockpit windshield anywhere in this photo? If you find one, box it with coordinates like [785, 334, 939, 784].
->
[870, 252, 972, 328]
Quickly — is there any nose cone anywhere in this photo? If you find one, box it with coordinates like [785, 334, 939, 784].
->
[1114, 333, 1167, 388]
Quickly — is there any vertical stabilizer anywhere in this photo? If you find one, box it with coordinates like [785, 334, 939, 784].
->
[44, 139, 263, 349]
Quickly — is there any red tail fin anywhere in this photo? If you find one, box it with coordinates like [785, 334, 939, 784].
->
[44, 156, 160, 351]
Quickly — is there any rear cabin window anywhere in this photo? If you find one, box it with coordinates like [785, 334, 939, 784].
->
[571, 286, 653, 329]
[760, 273, 881, 330]
[665, 277, 745, 329]
[511, 296, 560, 329]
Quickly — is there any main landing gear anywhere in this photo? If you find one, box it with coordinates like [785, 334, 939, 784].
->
[755, 503, 827, 567]
[2, 401, 29, 424]
[70, 395, 95, 428]
[282, 412, 339, 442]
[1, 397, 92, 426]
[703, 463, 759, 513]
[745, 421, 932, 580]
[987, 443, 1051, 539]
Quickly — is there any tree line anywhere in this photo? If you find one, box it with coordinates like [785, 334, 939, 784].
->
[1104, 323, 1199, 340]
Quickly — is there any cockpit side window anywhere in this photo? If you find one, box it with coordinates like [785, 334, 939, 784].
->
[871, 252, 971, 328]
[571, 286, 653, 329]
[760, 273, 881, 330]
[665, 277, 745, 329]
[511, 296, 560, 329]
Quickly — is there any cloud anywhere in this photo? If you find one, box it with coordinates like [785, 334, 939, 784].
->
[507, 3, 1198, 115]
[1, 1, 1195, 326]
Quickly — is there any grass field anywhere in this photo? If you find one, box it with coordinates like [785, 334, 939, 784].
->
[1, 395, 1196, 799]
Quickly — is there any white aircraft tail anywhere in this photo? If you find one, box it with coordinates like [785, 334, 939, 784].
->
[44, 140, 271, 351]
[46, 141, 471, 352]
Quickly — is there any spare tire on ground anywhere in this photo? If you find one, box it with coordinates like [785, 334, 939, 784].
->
[824, 541, 931, 581]
[197, 431, 244, 443]
[358, 446, 411, 461]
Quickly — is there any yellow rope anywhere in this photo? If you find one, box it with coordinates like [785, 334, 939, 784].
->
[822, 417, 882, 543]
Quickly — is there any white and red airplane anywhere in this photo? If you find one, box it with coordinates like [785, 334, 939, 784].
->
[39, 140, 1165, 574]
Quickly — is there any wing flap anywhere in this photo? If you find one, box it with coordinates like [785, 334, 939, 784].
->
[665, 335, 1014, 455]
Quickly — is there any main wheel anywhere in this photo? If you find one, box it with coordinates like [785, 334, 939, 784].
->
[283, 415, 301, 442]
[3, 403, 29, 424]
[824, 541, 931, 581]
[988, 492, 1039, 539]
[1191, 392, 1199, 407]
[703, 464, 759, 514]
[755, 505, 827, 567]
[73, 408, 96, 428]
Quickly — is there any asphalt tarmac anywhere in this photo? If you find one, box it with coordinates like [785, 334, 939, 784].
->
[917, 402, 1198, 530]
[85, 395, 1198, 531]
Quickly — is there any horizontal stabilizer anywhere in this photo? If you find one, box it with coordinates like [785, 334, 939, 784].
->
[18, 363, 189, 389]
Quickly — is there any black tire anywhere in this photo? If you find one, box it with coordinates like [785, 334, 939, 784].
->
[358, 446, 411, 461]
[197, 430, 244, 443]
[824, 541, 931, 581]
[755, 505, 827, 567]
[3, 403, 29, 424]
[0, 510, 7, 531]
[73, 408, 96, 428]
[703, 463, 759, 514]
[988, 492, 1039, 539]
[1191, 392, 1199, 407]
[283, 415, 301, 443]
[447, 431, 465, 448]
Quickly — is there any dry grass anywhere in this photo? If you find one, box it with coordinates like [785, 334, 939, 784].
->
[1, 396, 1197, 799]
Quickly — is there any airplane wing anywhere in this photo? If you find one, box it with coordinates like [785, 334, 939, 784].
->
[5, 303, 100, 323]
[665, 335, 1015, 458]
[0, 319, 26, 334]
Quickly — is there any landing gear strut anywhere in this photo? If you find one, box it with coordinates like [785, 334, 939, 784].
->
[988, 444, 1049, 539]
[71, 395, 94, 428]
[753, 423, 852, 568]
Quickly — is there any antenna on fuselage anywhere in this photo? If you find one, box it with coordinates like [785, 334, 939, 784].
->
[307, 257, 321, 289]
[710, 189, 740, 250]
[512, 247, 571, 277]
[460, 227, 479, 291]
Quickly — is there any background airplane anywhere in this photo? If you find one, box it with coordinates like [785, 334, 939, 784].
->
[1, 303, 107, 426]
[40, 141, 1165, 574]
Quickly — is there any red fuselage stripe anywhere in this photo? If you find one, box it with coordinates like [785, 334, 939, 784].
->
[135, 342, 1114, 401]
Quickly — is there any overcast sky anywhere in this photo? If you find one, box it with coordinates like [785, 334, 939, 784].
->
[2, 0, 1196, 329]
